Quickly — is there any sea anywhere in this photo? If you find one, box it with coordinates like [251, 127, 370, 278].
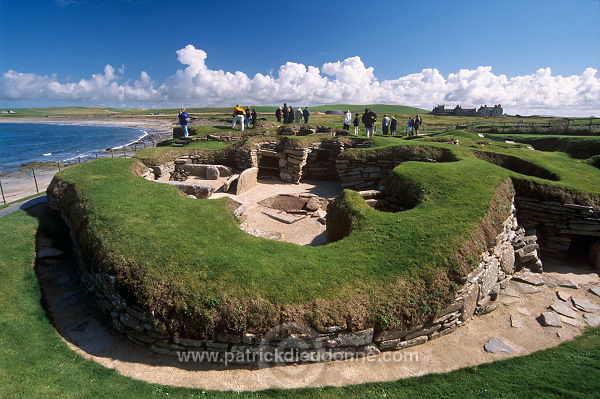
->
[0, 123, 148, 174]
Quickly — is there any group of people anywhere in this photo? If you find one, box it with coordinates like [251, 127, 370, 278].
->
[276, 103, 310, 124]
[178, 105, 422, 137]
[231, 105, 258, 130]
[343, 109, 422, 137]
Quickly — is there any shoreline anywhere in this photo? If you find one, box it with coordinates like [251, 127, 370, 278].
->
[0, 117, 175, 204]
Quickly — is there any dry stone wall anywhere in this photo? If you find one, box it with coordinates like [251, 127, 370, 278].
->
[515, 196, 600, 265]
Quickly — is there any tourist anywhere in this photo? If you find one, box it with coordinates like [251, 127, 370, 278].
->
[302, 107, 310, 124]
[287, 106, 294, 124]
[232, 104, 245, 131]
[353, 113, 360, 135]
[295, 107, 303, 124]
[343, 110, 352, 130]
[251, 109, 257, 127]
[275, 107, 283, 122]
[390, 116, 397, 135]
[407, 117, 414, 136]
[382, 114, 391, 135]
[178, 107, 189, 137]
[282, 103, 289, 123]
[362, 108, 377, 138]
[414, 114, 422, 135]
[245, 107, 251, 128]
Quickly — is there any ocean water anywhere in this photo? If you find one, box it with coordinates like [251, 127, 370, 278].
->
[0, 123, 148, 173]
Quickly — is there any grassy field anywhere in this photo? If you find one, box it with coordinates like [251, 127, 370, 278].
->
[1, 209, 599, 398]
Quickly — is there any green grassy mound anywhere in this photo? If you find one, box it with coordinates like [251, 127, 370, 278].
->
[2, 210, 599, 397]
[47, 131, 600, 338]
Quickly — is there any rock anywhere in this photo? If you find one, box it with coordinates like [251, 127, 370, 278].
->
[335, 329, 374, 347]
[502, 286, 521, 298]
[262, 209, 305, 224]
[539, 311, 562, 327]
[460, 284, 479, 322]
[500, 247, 515, 274]
[558, 315, 580, 327]
[589, 287, 600, 298]
[484, 338, 515, 354]
[246, 229, 282, 241]
[37, 247, 64, 258]
[58, 296, 80, 307]
[57, 275, 71, 285]
[546, 276, 578, 289]
[204, 165, 219, 180]
[571, 297, 599, 313]
[512, 271, 544, 286]
[583, 313, 600, 327]
[509, 280, 542, 295]
[510, 313, 525, 328]
[304, 197, 321, 212]
[236, 167, 258, 195]
[550, 301, 578, 319]
[556, 290, 573, 302]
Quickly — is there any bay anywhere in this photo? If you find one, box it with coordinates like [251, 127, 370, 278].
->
[0, 123, 147, 173]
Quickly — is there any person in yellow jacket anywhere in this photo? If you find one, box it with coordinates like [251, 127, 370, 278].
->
[232, 104, 245, 131]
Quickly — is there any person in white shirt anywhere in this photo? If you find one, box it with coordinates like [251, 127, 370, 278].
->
[343, 110, 352, 130]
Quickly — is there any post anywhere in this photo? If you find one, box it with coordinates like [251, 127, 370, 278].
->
[78, 157, 81, 164]
[111, 149, 114, 158]
[0, 179, 6, 205]
[123, 148, 126, 158]
[31, 169, 39, 194]
[57, 162, 61, 171]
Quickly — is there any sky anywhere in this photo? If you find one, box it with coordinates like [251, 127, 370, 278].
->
[0, 0, 599, 116]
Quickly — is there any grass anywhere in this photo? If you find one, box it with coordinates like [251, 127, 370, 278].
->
[46, 129, 600, 338]
[1, 210, 600, 397]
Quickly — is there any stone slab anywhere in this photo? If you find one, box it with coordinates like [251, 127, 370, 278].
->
[236, 167, 258, 195]
[512, 271, 544, 286]
[66, 316, 115, 355]
[539, 311, 562, 327]
[262, 209, 305, 224]
[583, 313, 600, 327]
[484, 337, 515, 354]
[572, 297, 599, 313]
[589, 287, 600, 298]
[550, 301, 578, 319]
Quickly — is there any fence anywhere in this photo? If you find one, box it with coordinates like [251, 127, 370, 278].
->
[0, 145, 148, 206]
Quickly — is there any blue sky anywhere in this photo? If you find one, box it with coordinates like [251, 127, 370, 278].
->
[1, 0, 599, 116]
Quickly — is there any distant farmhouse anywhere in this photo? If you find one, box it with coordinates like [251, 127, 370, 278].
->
[431, 104, 504, 117]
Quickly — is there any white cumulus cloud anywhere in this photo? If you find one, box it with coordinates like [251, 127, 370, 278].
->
[1, 44, 598, 116]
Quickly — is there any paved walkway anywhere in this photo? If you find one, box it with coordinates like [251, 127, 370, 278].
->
[0, 195, 48, 218]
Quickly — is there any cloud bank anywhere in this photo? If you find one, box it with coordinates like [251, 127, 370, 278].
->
[2, 44, 599, 116]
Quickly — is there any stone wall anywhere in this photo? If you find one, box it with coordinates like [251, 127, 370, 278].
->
[335, 159, 402, 191]
[515, 196, 600, 265]
[48, 189, 539, 364]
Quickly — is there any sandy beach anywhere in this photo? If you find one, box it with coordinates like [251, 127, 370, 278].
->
[0, 117, 175, 205]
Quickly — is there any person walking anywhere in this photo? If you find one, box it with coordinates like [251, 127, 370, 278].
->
[232, 104, 245, 131]
[343, 110, 352, 130]
[302, 107, 310, 124]
[382, 114, 391, 135]
[353, 113, 360, 135]
[295, 107, 303, 124]
[390, 116, 397, 135]
[414, 114, 422, 136]
[276, 107, 283, 122]
[407, 117, 414, 136]
[362, 108, 376, 138]
[178, 107, 190, 137]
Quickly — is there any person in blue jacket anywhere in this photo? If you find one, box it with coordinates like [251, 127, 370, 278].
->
[178, 108, 189, 137]
[302, 107, 311, 124]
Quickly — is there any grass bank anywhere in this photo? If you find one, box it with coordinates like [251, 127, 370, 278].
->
[1, 210, 600, 397]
